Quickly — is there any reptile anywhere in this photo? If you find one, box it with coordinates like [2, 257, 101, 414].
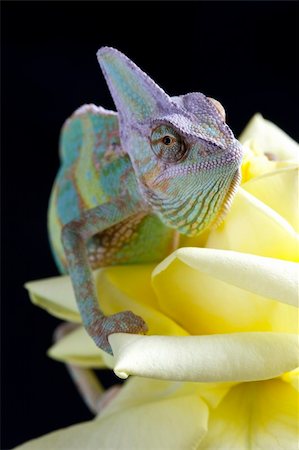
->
[48, 46, 243, 356]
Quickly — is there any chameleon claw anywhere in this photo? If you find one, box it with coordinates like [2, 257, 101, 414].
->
[93, 311, 148, 355]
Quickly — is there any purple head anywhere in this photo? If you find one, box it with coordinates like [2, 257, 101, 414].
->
[97, 47, 243, 235]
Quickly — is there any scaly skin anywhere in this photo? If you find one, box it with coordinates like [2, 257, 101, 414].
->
[48, 47, 243, 355]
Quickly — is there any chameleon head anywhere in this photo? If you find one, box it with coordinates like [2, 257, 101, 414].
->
[97, 47, 243, 236]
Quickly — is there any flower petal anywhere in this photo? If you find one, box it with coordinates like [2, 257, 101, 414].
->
[152, 247, 298, 335]
[243, 167, 299, 232]
[16, 391, 209, 450]
[109, 332, 299, 382]
[97, 266, 188, 336]
[48, 326, 113, 369]
[26, 265, 187, 337]
[199, 378, 299, 449]
[282, 369, 299, 393]
[98, 264, 158, 309]
[239, 113, 299, 161]
[100, 376, 194, 418]
[207, 188, 299, 262]
[166, 247, 299, 308]
[100, 376, 234, 419]
[25, 276, 80, 322]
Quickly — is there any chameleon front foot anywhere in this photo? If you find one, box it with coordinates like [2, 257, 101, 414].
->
[92, 311, 148, 355]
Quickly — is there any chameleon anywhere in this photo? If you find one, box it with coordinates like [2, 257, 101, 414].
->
[48, 46, 243, 356]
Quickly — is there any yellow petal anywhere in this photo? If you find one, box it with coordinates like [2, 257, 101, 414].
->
[207, 188, 299, 262]
[239, 113, 299, 161]
[48, 326, 113, 369]
[152, 247, 298, 335]
[16, 392, 208, 450]
[270, 302, 299, 334]
[109, 332, 299, 382]
[26, 266, 187, 337]
[97, 266, 188, 336]
[100, 376, 192, 418]
[97, 264, 158, 308]
[192, 381, 237, 409]
[25, 276, 80, 322]
[199, 378, 299, 449]
[243, 167, 299, 232]
[281, 369, 299, 392]
[165, 247, 298, 308]
[100, 376, 234, 418]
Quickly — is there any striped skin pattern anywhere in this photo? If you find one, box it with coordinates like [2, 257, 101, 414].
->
[48, 105, 175, 274]
[49, 47, 243, 354]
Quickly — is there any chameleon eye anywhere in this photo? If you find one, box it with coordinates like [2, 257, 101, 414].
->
[162, 136, 173, 146]
[151, 125, 187, 163]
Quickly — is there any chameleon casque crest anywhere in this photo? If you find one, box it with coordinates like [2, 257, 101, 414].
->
[48, 47, 243, 354]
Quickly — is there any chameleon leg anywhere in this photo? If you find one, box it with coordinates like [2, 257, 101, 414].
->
[53, 322, 121, 415]
[61, 197, 148, 355]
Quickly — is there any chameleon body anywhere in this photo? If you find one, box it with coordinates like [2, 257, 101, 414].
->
[49, 106, 175, 273]
[48, 47, 243, 354]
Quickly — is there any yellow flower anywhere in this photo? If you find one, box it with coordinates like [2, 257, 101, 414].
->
[18, 114, 299, 449]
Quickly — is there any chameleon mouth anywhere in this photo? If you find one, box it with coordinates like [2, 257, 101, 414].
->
[211, 169, 241, 229]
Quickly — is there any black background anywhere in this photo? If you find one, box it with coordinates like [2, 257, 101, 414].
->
[2, 1, 298, 449]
